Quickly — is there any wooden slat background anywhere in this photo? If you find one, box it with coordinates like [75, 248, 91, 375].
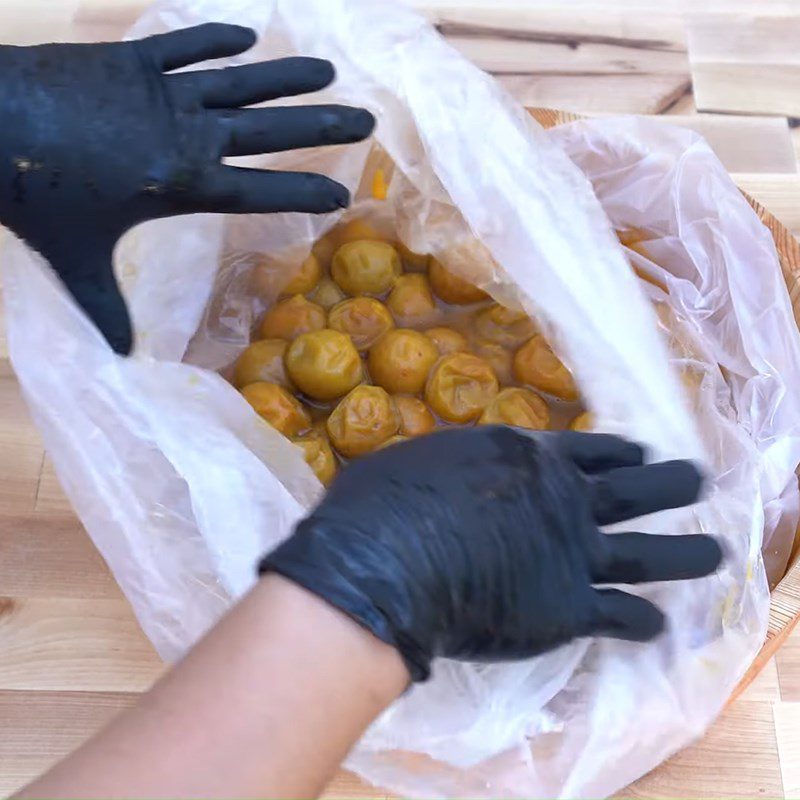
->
[2, 1, 800, 798]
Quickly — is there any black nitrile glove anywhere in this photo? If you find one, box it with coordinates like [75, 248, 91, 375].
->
[261, 427, 722, 682]
[0, 24, 375, 354]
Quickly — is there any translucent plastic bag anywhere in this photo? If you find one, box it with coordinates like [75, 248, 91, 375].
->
[4, 0, 800, 797]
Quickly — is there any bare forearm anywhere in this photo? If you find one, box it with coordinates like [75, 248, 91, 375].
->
[16, 575, 408, 800]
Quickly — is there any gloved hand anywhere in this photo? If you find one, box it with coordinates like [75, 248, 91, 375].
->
[0, 24, 375, 354]
[261, 427, 722, 682]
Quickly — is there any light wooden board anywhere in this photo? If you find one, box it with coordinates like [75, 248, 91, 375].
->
[0, 376, 44, 516]
[688, 13, 800, 116]
[774, 702, 800, 798]
[640, 116, 797, 174]
[731, 175, 800, 237]
[7, 0, 800, 122]
[568, 114, 798, 174]
[0, 686, 379, 798]
[0, 690, 138, 796]
[620, 701, 785, 799]
[0, 597, 163, 692]
[500, 73, 691, 116]
[0, 514, 116, 598]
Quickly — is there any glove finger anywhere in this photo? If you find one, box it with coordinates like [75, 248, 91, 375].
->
[558, 431, 645, 473]
[143, 23, 256, 72]
[591, 460, 703, 526]
[180, 58, 335, 108]
[591, 532, 723, 585]
[217, 105, 375, 157]
[199, 166, 350, 214]
[587, 588, 665, 642]
[64, 273, 133, 356]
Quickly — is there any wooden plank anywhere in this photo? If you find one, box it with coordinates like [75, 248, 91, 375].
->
[662, 88, 697, 116]
[793, 127, 800, 180]
[692, 63, 800, 118]
[0, 687, 382, 799]
[569, 114, 798, 173]
[0, 597, 163, 692]
[0, 376, 44, 516]
[688, 12, 800, 64]
[619, 701, 784, 798]
[0, 689, 137, 796]
[73, 0, 142, 26]
[689, 14, 800, 116]
[0, 289, 9, 369]
[773, 702, 800, 798]
[739, 657, 781, 702]
[0, 514, 117, 600]
[426, 6, 686, 57]
[428, 6, 688, 115]
[777, 622, 800, 702]
[734, 555, 800, 704]
[9, 0, 800, 49]
[323, 772, 387, 800]
[34, 458, 74, 518]
[733, 175, 800, 236]
[0, 1, 77, 44]
[440, 16, 688, 96]
[410, 1, 800, 10]
[501, 73, 690, 115]
[652, 115, 797, 174]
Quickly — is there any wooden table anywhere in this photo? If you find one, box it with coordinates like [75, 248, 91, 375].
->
[2, 1, 800, 797]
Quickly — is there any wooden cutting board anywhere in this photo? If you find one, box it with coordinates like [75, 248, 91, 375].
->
[2, 2, 800, 798]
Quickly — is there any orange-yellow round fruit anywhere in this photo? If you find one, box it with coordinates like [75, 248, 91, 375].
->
[327, 386, 401, 458]
[292, 428, 337, 486]
[368, 329, 439, 395]
[308, 276, 345, 310]
[285, 329, 362, 402]
[425, 352, 499, 423]
[479, 387, 550, 430]
[394, 395, 436, 437]
[312, 234, 338, 271]
[425, 326, 469, 356]
[312, 220, 385, 269]
[233, 339, 291, 389]
[241, 382, 310, 437]
[259, 295, 326, 341]
[334, 219, 384, 243]
[387, 274, 438, 326]
[569, 412, 593, 432]
[328, 297, 394, 352]
[428, 258, 489, 305]
[396, 242, 430, 273]
[474, 303, 537, 348]
[474, 342, 514, 386]
[280, 253, 321, 297]
[331, 240, 402, 296]
[513, 336, 578, 401]
[328, 219, 386, 248]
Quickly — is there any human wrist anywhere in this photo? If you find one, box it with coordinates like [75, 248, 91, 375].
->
[255, 573, 410, 706]
[260, 519, 432, 682]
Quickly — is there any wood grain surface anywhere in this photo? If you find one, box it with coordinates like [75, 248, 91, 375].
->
[2, 2, 800, 798]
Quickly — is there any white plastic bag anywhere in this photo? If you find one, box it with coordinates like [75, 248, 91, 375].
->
[5, 0, 800, 796]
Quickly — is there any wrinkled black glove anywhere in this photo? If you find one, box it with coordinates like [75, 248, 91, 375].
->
[0, 24, 375, 354]
[261, 427, 722, 682]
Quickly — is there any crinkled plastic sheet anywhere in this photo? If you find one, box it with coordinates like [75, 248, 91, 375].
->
[4, 0, 800, 797]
